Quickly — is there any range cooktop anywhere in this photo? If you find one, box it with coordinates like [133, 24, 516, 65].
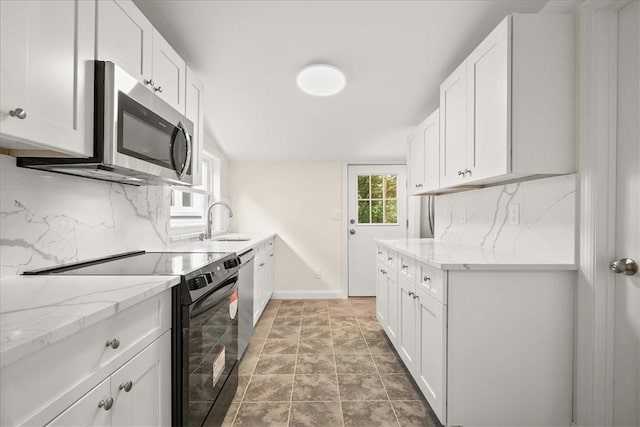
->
[23, 251, 235, 276]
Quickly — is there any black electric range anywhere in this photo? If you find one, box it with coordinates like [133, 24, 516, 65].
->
[24, 250, 243, 427]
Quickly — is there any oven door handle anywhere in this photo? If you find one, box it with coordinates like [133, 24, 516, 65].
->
[190, 275, 238, 318]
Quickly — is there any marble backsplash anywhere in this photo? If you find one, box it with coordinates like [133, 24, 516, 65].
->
[434, 174, 577, 263]
[0, 154, 170, 277]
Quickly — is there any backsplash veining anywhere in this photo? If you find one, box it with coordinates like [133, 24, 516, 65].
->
[0, 154, 170, 277]
[434, 174, 576, 263]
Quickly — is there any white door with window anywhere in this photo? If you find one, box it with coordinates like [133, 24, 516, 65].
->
[613, 2, 639, 425]
[347, 165, 406, 296]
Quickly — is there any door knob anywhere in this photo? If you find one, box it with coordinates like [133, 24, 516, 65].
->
[610, 258, 638, 276]
[105, 338, 120, 349]
[9, 108, 27, 119]
[349, 229, 356, 235]
[119, 380, 133, 392]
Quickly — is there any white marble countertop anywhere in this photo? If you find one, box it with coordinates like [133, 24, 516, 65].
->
[377, 238, 576, 271]
[167, 232, 276, 254]
[0, 275, 180, 368]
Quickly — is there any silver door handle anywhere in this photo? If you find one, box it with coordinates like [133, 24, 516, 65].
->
[349, 229, 356, 235]
[610, 258, 638, 276]
[119, 380, 133, 392]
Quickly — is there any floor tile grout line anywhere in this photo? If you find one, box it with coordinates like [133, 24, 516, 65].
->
[329, 300, 346, 427]
[285, 306, 301, 427]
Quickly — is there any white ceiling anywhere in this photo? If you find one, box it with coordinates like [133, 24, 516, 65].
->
[134, 0, 547, 162]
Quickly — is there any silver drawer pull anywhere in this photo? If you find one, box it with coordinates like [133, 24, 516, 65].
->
[98, 397, 113, 411]
[9, 108, 27, 119]
[153, 86, 163, 93]
[377, 251, 382, 255]
[119, 380, 133, 392]
[423, 276, 431, 282]
[105, 338, 120, 349]
[387, 257, 393, 261]
[408, 291, 415, 298]
[457, 170, 464, 176]
[144, 78, 155, 87]
[269, 254, 274, 257]
[402, 264, 408, 269]
[413, 293, 420, 300]
[381, 269, 387, 275]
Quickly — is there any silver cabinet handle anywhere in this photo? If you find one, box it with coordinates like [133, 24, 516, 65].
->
[408, 291, 414, 297]
[119, 380, 133, 392]
[144, 78, 155, 87]
[423, 275, 431, 282]
[457, 170, 464, 176]
[377, 251, 382, 256]
[9, 108, 27, 119]
[105, 338, 120, 349]
[259, 263, 265, 267]
[98, 397, 114, 410]
[387, 257, 393, 261]
[401, 264, 408, 270]
[381, 269, 387, 275]
[154, 86, 163, 93]
[269, 254, 274, 257]
[610, 258, 638, 276]
[464, 169, 472, 176]
[413, 293, 419, 300]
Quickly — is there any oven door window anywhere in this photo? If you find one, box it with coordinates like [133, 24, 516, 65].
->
[187, 277, 238, 427]
[117, 91, 186, 174]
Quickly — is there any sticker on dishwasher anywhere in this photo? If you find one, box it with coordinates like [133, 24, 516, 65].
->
[212, 347, 225, 387]
[229, 290, 238, 319]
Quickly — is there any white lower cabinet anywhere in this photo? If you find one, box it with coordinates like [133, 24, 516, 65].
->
[377, 243, 574, 427]
[253, 238, 275, 325]
[415, 287, 446, 423]
[397, 277, 417, 371]
[47, 379, 111, 427]
[47, 331, 171, 427]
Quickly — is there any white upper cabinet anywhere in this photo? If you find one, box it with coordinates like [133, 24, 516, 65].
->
[152, 30, 187, 113]
[408, 109, 440, 195]
[0, 0, 95, 157]
[439, 14, 575, 190]
[439, 61, 468, 188]
[96, 0, 153, 86]
[97, 0, 186, 113]
[185, 66, 204, 184]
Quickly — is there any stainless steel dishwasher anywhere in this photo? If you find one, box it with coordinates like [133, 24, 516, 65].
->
[237, 249, 255, 359]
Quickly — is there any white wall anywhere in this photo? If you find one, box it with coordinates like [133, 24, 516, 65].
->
[229, 161, 343, 297]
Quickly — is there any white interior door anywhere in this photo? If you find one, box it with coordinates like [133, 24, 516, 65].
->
[347, 164, 406, 296]
[613, 2, 640, 425]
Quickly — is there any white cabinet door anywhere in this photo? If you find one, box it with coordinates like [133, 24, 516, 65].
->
[415, 288, 446, 424]
[439, 61, 467, 187]
[185, 66, 204, 185]
[376, 265, 389, 327]
[408, 129, 425, 195]
[96, 0, 153, 87]
[47, 378, 111, 427]
[422, 109, 440, 191]
[398, 277, 417, 372]
[253, 259, 265, 325]
[265, 251, 275, 301]
[110, 332, 171, 427]
[152, 29, 186, 113]
[0, 0, 95, 156]
[386, 272, 399, 345]
[466, 18, 510, 182]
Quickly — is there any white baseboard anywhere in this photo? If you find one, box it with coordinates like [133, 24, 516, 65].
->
[271, 290, 346, 300]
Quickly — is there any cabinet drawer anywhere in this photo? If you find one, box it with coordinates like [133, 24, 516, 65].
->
[398, 254, 417, 283]
[418, 263, 446, 304]
[0, 291, 171, 427]
[385, 249, 398, 271]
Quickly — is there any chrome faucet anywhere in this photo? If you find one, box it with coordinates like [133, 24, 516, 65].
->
[200, 201, 233, 240]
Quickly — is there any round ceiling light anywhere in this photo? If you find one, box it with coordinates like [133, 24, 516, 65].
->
[296, 64, 346, 96]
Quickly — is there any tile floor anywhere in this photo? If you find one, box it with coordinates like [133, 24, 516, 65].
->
[222, 298, 442, 427]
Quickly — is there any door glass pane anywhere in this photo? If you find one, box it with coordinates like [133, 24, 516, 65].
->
[371, 175, 383, 198]
[371, 200, 384, 223]
[358, 175, 370, 199]
[385, 200, 397, 223]
[358, 201, 370, 224]
[385, 175, 397, 198]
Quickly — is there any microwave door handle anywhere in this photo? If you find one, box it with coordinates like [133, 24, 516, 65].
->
[178, 125, 192, 181]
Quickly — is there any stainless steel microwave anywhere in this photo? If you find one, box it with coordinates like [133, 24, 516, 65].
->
[18, 61, 194, 186]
